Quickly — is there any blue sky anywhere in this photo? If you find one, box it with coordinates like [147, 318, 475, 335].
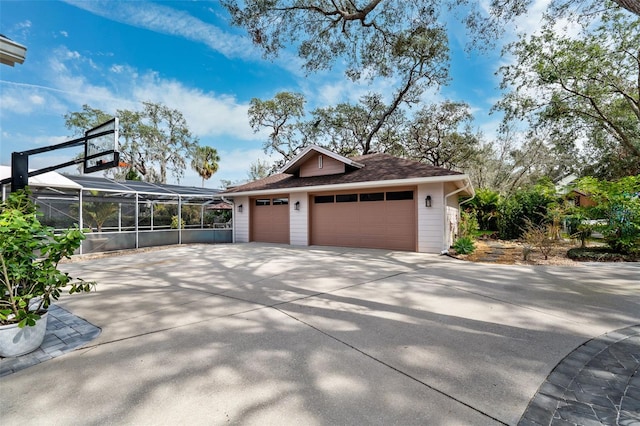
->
[0, 1, 539, 188]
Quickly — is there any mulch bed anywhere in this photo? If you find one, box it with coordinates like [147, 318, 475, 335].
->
[452, 239, 630, 266]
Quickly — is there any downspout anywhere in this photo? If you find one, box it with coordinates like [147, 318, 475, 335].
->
[178, 195, 182, 245]
[79, 189, 84, 255]
[135, 193, 139, 249]
[441, 177, 474, 255]
[221, 196, 235, 243]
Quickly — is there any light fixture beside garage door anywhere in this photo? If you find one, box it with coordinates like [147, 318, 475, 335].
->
[425, 195, 432, 207]
[238, 204, 243, 213]
[294, 201, 300, 211]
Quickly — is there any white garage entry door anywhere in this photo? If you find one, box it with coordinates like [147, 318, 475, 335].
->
[250, 196, 290, 244]
[310, 188, 416, 251]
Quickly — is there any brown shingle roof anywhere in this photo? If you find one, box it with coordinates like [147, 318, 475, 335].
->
[223, 153, 463, 194]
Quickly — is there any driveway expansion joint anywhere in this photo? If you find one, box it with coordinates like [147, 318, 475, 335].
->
[272, 306, 510, 426]
[519, 324, 640, 426]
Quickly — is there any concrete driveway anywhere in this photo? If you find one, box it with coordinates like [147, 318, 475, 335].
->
[1, 243, 639, 425]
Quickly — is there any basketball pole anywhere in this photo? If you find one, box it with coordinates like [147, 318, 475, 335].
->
[2, 126, 117, 192]
[11, 152, 28, 192]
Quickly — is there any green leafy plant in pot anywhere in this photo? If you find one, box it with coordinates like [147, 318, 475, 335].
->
[0, 189, 95, 357]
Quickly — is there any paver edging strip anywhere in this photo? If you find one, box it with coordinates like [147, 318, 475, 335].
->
[0, 304, 101, 377]
[518, 324, 640, 426]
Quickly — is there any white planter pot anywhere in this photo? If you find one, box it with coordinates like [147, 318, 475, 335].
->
[0, 312, 48, 357]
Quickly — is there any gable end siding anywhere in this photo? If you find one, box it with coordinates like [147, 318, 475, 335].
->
[299, 154, 345, 177]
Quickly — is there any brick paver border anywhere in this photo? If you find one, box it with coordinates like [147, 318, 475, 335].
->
[0, 305, 101, 377]
[519, 325, 640, 425]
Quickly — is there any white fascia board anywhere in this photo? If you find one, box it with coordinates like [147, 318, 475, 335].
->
[224, 175, 472, 198]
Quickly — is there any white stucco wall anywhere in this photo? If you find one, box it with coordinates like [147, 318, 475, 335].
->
[233, 195, 249, 243]
[417, 183, 445, 253]
[289, 192, 309, 246]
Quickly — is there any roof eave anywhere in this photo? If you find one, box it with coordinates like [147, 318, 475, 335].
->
[223, 174, 472, 197]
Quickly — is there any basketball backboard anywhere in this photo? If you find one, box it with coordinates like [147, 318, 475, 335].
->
[84, 117, 119, 173]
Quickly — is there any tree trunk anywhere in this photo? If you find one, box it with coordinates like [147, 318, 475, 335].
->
[613, 0, 640, 16]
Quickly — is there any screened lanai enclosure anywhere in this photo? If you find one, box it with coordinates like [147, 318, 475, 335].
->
[1, 167, 233, 254]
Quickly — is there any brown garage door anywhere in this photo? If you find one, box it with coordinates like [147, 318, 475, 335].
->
[250, 196, 290, 244]
[310, 188, 416, 251]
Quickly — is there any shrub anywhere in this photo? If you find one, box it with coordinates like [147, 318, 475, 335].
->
[522, 221, 555, 260]
[170, 215, 185, 229]
[464, 188, 500, 231]
[453, 236, 476, 255]
[497, 182, 557, 240]
[575, 176, 640, 254]
[572, 223, 594, 248]
[0, 190, 94, 327]
[459, 210, 479, 238]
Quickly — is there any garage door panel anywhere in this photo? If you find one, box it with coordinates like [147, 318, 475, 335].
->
[251, 197, 290, 244]
[311, 189, 416, 251]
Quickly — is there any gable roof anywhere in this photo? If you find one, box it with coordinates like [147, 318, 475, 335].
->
[223, 153, 469, 195]
[279, 145, 364, 174]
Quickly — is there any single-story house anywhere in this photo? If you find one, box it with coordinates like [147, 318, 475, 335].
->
[555, 174, 597, 208]
[570, 189, 597, 208]
[222, 145, 475, 253]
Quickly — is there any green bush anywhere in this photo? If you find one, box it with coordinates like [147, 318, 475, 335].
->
[497, 182, 557, 240]
[453, 236, 476, 255]
[464, 188, 501, 231]
[459, 210, 479, 238]
[170, 215, 185, 229]
[0, 190, 94, 327]
[576, 176, 640, 254]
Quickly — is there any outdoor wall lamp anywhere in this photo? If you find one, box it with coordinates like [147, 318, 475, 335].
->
[294, 201, 300, 211]
[425, 195, 432, 208]
[238, 204, 243, 213]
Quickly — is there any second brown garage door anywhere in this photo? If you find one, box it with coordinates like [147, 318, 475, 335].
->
[310, 188, 416, 251]
[250, 196, 290, 244]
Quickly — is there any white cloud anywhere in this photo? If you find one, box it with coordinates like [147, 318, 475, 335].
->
[303, 71, 412, 110]
[62, 0, 304, 76]
[492, 0, 584, 41]
[478, 118, 502, 142]
[172, 148, 269, 188]
[41, 46, 255, 140]
[60, 30, 69, 38]
[17, 20, 32, 29]
[61, 1, 250, 60]
[28, 94, 45, 105]
[132, 75, 255, 139]
[0, 82, 68, 115]
[1, 131, 71, 149]
[2, 46, 264, 173]
[66, 50, 80, 60]
[186, 148, 277, 189]
[218, 148, 271, 173]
